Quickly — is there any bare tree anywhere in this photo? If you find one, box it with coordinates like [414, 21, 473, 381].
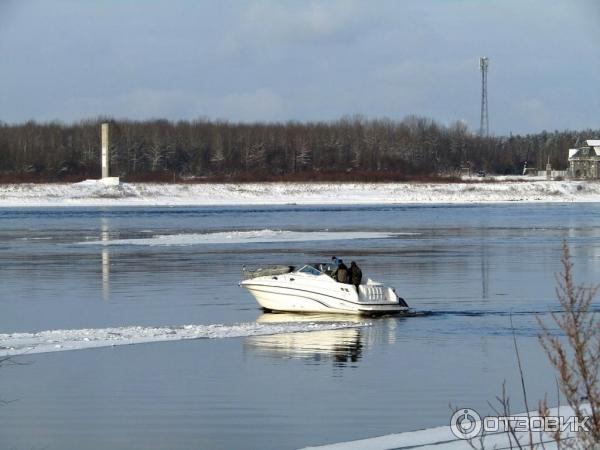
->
[0, 117, 595, 181]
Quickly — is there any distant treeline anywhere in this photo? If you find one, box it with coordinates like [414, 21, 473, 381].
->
[0, 116, 597, 182]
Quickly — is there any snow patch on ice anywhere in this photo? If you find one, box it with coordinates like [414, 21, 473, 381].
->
[0, 321, 369, 356]
[302, 404, 586, 449]
[75, 178, 120, 187]
[81, 230, 409, 246]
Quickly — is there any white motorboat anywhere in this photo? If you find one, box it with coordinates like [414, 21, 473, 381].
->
[239, 263, 409, 315]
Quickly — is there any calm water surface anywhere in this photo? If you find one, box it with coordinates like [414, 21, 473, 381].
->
[1, 203, 600, 449]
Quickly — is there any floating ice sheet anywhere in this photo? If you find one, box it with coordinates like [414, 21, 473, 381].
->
[0, 321, 369, 356]
[301, 404, 585, 449]
[82, 229, 411, 246]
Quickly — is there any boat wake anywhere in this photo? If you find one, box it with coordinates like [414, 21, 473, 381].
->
[0, 321, 369, 357]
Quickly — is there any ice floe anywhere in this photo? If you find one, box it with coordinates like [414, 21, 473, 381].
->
[0, 321, 369, 356]
[81, 229, 409, 246]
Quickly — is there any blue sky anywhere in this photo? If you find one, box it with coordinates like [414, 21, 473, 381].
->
[0, 0, 598, 134]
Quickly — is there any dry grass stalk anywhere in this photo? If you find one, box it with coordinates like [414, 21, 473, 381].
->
[537, 242, 600, 449]
[467, 243, 598, 449]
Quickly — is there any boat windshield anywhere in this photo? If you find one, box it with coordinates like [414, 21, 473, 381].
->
[296, 265, 323, 276]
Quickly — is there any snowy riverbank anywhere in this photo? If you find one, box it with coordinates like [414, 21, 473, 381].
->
[0, 180, 599, 207]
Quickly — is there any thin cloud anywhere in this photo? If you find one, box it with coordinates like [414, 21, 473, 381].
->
[0, 0, 598, 134]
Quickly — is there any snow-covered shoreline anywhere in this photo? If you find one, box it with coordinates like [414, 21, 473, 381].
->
[0, 180, 599, 207]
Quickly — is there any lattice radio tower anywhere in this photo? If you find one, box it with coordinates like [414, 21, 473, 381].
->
[479, 56, 489, 136]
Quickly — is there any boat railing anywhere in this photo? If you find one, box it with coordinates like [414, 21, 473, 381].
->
[242, 265, 294, 280]
[358, 285, 398, 303]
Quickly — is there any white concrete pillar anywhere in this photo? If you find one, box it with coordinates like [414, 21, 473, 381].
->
[101, 123, 109, 179]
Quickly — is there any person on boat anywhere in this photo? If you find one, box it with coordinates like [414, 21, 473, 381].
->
[334, 259, 349, 283]
[329, 256, 340, 275]
[349, 261, 362, 292]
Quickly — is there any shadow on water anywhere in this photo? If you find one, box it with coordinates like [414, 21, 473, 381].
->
[427, 306, 600, 317]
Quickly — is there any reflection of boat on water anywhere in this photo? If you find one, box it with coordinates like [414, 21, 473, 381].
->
[244, 313, 399, 366]
[240, 263, 409, 315]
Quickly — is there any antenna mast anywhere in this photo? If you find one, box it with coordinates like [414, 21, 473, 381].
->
[479, 57, 489, 136]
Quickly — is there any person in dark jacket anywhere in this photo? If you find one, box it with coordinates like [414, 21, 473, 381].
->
[349, 261, 362, 292]
[334, 259, 349, 283]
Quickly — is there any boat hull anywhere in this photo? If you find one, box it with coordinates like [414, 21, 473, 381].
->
[241, 281, 408, 315]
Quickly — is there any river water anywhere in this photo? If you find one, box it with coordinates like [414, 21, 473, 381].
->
[1, 203, 599, 449]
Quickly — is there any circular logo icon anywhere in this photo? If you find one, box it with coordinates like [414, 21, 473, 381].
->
[450, 408, 482, 439]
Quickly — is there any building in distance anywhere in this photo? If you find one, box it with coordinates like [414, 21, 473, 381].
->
[568, 140, 600, 179]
